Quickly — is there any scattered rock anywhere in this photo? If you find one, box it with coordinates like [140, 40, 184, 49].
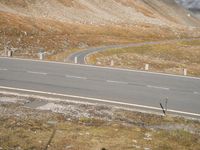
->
[144, 133, 152, 141]
[86, 132, 90, 135]
[47, 120, 58, 125]
[133, 144, 141, 149]
[144, 137, 152, 141]
[78, 42, 88, 49]
[145, 133, 152, 138]
[132, 139, 137, 143]
[66, 145, 73, 149]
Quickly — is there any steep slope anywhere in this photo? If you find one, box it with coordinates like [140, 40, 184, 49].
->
[0, 0, 199, 26]
[0, 0, 200, 58]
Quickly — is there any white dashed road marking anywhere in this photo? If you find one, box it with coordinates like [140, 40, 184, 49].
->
[106, 80, 128, 85]
[194, 91, 200, 95]
[0, 68, 8, 71]
[27, 71, 47, 75]
[65, 75, 87, 80]
[1, 56, 200, 80]
[147, 85, 170, 90]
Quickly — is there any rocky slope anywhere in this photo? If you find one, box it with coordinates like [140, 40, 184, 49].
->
[0, 0, 200, 58]
[0, 0, 199, 26]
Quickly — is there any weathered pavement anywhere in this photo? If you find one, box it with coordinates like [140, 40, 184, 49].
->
[0, 57, 200, 118]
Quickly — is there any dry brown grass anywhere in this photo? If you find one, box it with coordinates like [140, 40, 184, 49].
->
[47, 48, 80, 62]
[1, 10, 200, 59]
[1, 0, 200, 60]
[87, 39, 200, 77]
[0, 100, 200, 150]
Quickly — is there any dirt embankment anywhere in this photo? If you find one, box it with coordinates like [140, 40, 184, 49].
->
[0, 0, 200, 59]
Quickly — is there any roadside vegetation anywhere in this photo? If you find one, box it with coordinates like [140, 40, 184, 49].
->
[87, 39, 200, 77]
[0, 94, 200, 150]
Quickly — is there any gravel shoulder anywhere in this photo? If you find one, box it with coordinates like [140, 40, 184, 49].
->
[0, 93, 200, 150]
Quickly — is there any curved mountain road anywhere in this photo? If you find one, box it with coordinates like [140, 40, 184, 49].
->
[67, 38, 199, 64]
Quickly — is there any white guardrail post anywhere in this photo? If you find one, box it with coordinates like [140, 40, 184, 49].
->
[183, 69, 187, 76]
[111, 60, 114, 66]
[39, 53, 44, 60]
[7, 50, 12, 57]
[74, 56, 78, 64]
[145, 64, 149, 71]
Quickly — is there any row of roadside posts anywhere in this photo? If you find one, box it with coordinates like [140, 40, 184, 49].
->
[73, 58, 188, 76]
[4, 50, 189, 76]
[5, 49, 45, 60]
[110, 61, 188, 76]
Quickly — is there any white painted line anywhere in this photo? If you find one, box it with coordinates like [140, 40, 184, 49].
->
[106, 80, 128, 85]
[1, 57, 200, 80]
[27, 71, 47, 75]
[167, 109, 200, 117]
[193, 91, 200, 95]
[65, 75, 87, 80]
[147, 85, 170, 90]
[0, 68, 8, 71]
[0, 85, 199, 117]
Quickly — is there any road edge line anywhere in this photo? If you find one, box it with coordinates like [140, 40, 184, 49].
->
[0, 86, 199, 117]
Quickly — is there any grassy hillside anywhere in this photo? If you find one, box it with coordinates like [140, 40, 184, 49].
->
[0, 0, 200, 58]
[87, 39, 200, 77]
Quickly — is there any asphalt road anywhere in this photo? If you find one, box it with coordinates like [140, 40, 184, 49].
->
[0, 57, 200, 117]
[67, 41, 168, 64]
[67, 39, 199, 64]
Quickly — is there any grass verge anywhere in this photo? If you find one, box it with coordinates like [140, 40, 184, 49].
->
[87, 39, 200, 77]
[0, 94, 200, 150]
